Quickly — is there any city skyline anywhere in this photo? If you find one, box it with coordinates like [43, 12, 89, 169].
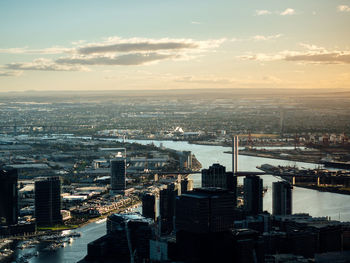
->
[1, 0, 350, 91]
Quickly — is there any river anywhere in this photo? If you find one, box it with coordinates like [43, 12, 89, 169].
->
[12, 139, 350, 263]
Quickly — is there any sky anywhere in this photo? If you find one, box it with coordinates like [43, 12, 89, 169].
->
[0, 0, 350, 91]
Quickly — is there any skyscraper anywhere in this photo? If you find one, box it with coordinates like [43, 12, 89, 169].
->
[272, 181, 292, 215]
[202, 163, 226, 188]
[0, 168, 18, 226]
[35, 176, 62, 226]
[110, 155, 126, 193]
[142, 193, 157, 221]
[244, 175, 263, 215]
[201, 163, 237, 205]
[202, 163, 236, 190]
[159, 183, 180, 234]
[176, 188, 236, 233]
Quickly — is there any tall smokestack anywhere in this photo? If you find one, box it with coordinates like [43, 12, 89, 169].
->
[232, 135, 239, 174]
[232, 136, 235, 173]
[234, 136, 238, 174]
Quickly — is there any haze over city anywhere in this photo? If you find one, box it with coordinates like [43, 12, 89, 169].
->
[1, 0, 350, 91]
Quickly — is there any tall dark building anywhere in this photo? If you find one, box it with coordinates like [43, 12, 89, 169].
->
[142, 193, 157, 221]
[159, 183, 180, 234]
[0, 168, 18, 226]
[35, 176, 62, 226]
[272, 181, 292, 215]
[202, 163, 237, 190]
[176, 188, 235, 233]
[110, 156, 126, 193]
[244, 175, 263, 215]
[202, 163, 226, 188]
[175, 188, 241, 262]
[85, 213, 154, 263]
[202, 163, 237, 206]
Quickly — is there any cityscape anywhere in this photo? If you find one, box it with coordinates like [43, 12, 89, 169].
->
[1, 90, 350, 263]
[1, 1, 350, 263]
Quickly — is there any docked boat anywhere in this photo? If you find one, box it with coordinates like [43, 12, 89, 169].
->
[320, 158, 350, 169]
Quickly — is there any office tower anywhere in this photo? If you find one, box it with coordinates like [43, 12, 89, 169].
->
[0, 168, 18, 226]
[159, 183, 180, 234]
[180, 178, 193, 193]
[87, 213, 153, 262]
[202, 163, 226, 188]
[201, 163, 237, 205]
[142, 193, 157, 221]
[35, 176, 62, 226]
[244, 175, 263, 215]
[175, 188, 264, 263]
[272, 181, 292, 215]
[176, 188, 236, 233]
[202, 163, 236, 189]
[110, 155, 126, 193]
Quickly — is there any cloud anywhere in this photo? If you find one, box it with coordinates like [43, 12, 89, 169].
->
[1, 36, 225, 72]
[191, 21, 201, 25]
[239, 44, 350, 64]
[231, 34, 283, 42]
[299, 43, 327, 52]
[174, 76, 235, 84]
[0, 71, 22, 77]
[338, 5, 350, 12]
[280, 8, 295, 16]
[76, 37, 223, 55]
[239, 53, 285, 62]
[285, 53, 350, 64]
[173, 75, 284, 85]
[56, 53, 177, 66]
[5, 58, 89, 71]
[0, 47, 72, 54]
[78, 41, 198, 55]
[255, 10, 272, 16]
[253, 34, 282, 41]
[255, 8, 296, 16]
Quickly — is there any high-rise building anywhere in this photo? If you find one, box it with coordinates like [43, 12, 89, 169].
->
[159, 183, 180, 234]
[176, 188, 236, 233]
[272, 181, 292, 215]
[202, 163, 237, 205]
[142, 193, 157, 221]
[86, 213, 154, 262]
[202, 163, 225, 188]
[0, 168, 18, 226]
[110, 155, 126, 193]
[244, 175, 263, 215]
[202, 163, 236, 189]
[35, 176, 62, 226]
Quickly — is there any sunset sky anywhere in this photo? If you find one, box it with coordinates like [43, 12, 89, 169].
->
[1, 0, 350, 91]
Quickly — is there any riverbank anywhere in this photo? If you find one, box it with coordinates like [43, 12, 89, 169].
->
[225, 149, 323, 164]
[294, 184, 350, 196]
[73, 201, 142, 229]
[7, 200, 141, 242]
